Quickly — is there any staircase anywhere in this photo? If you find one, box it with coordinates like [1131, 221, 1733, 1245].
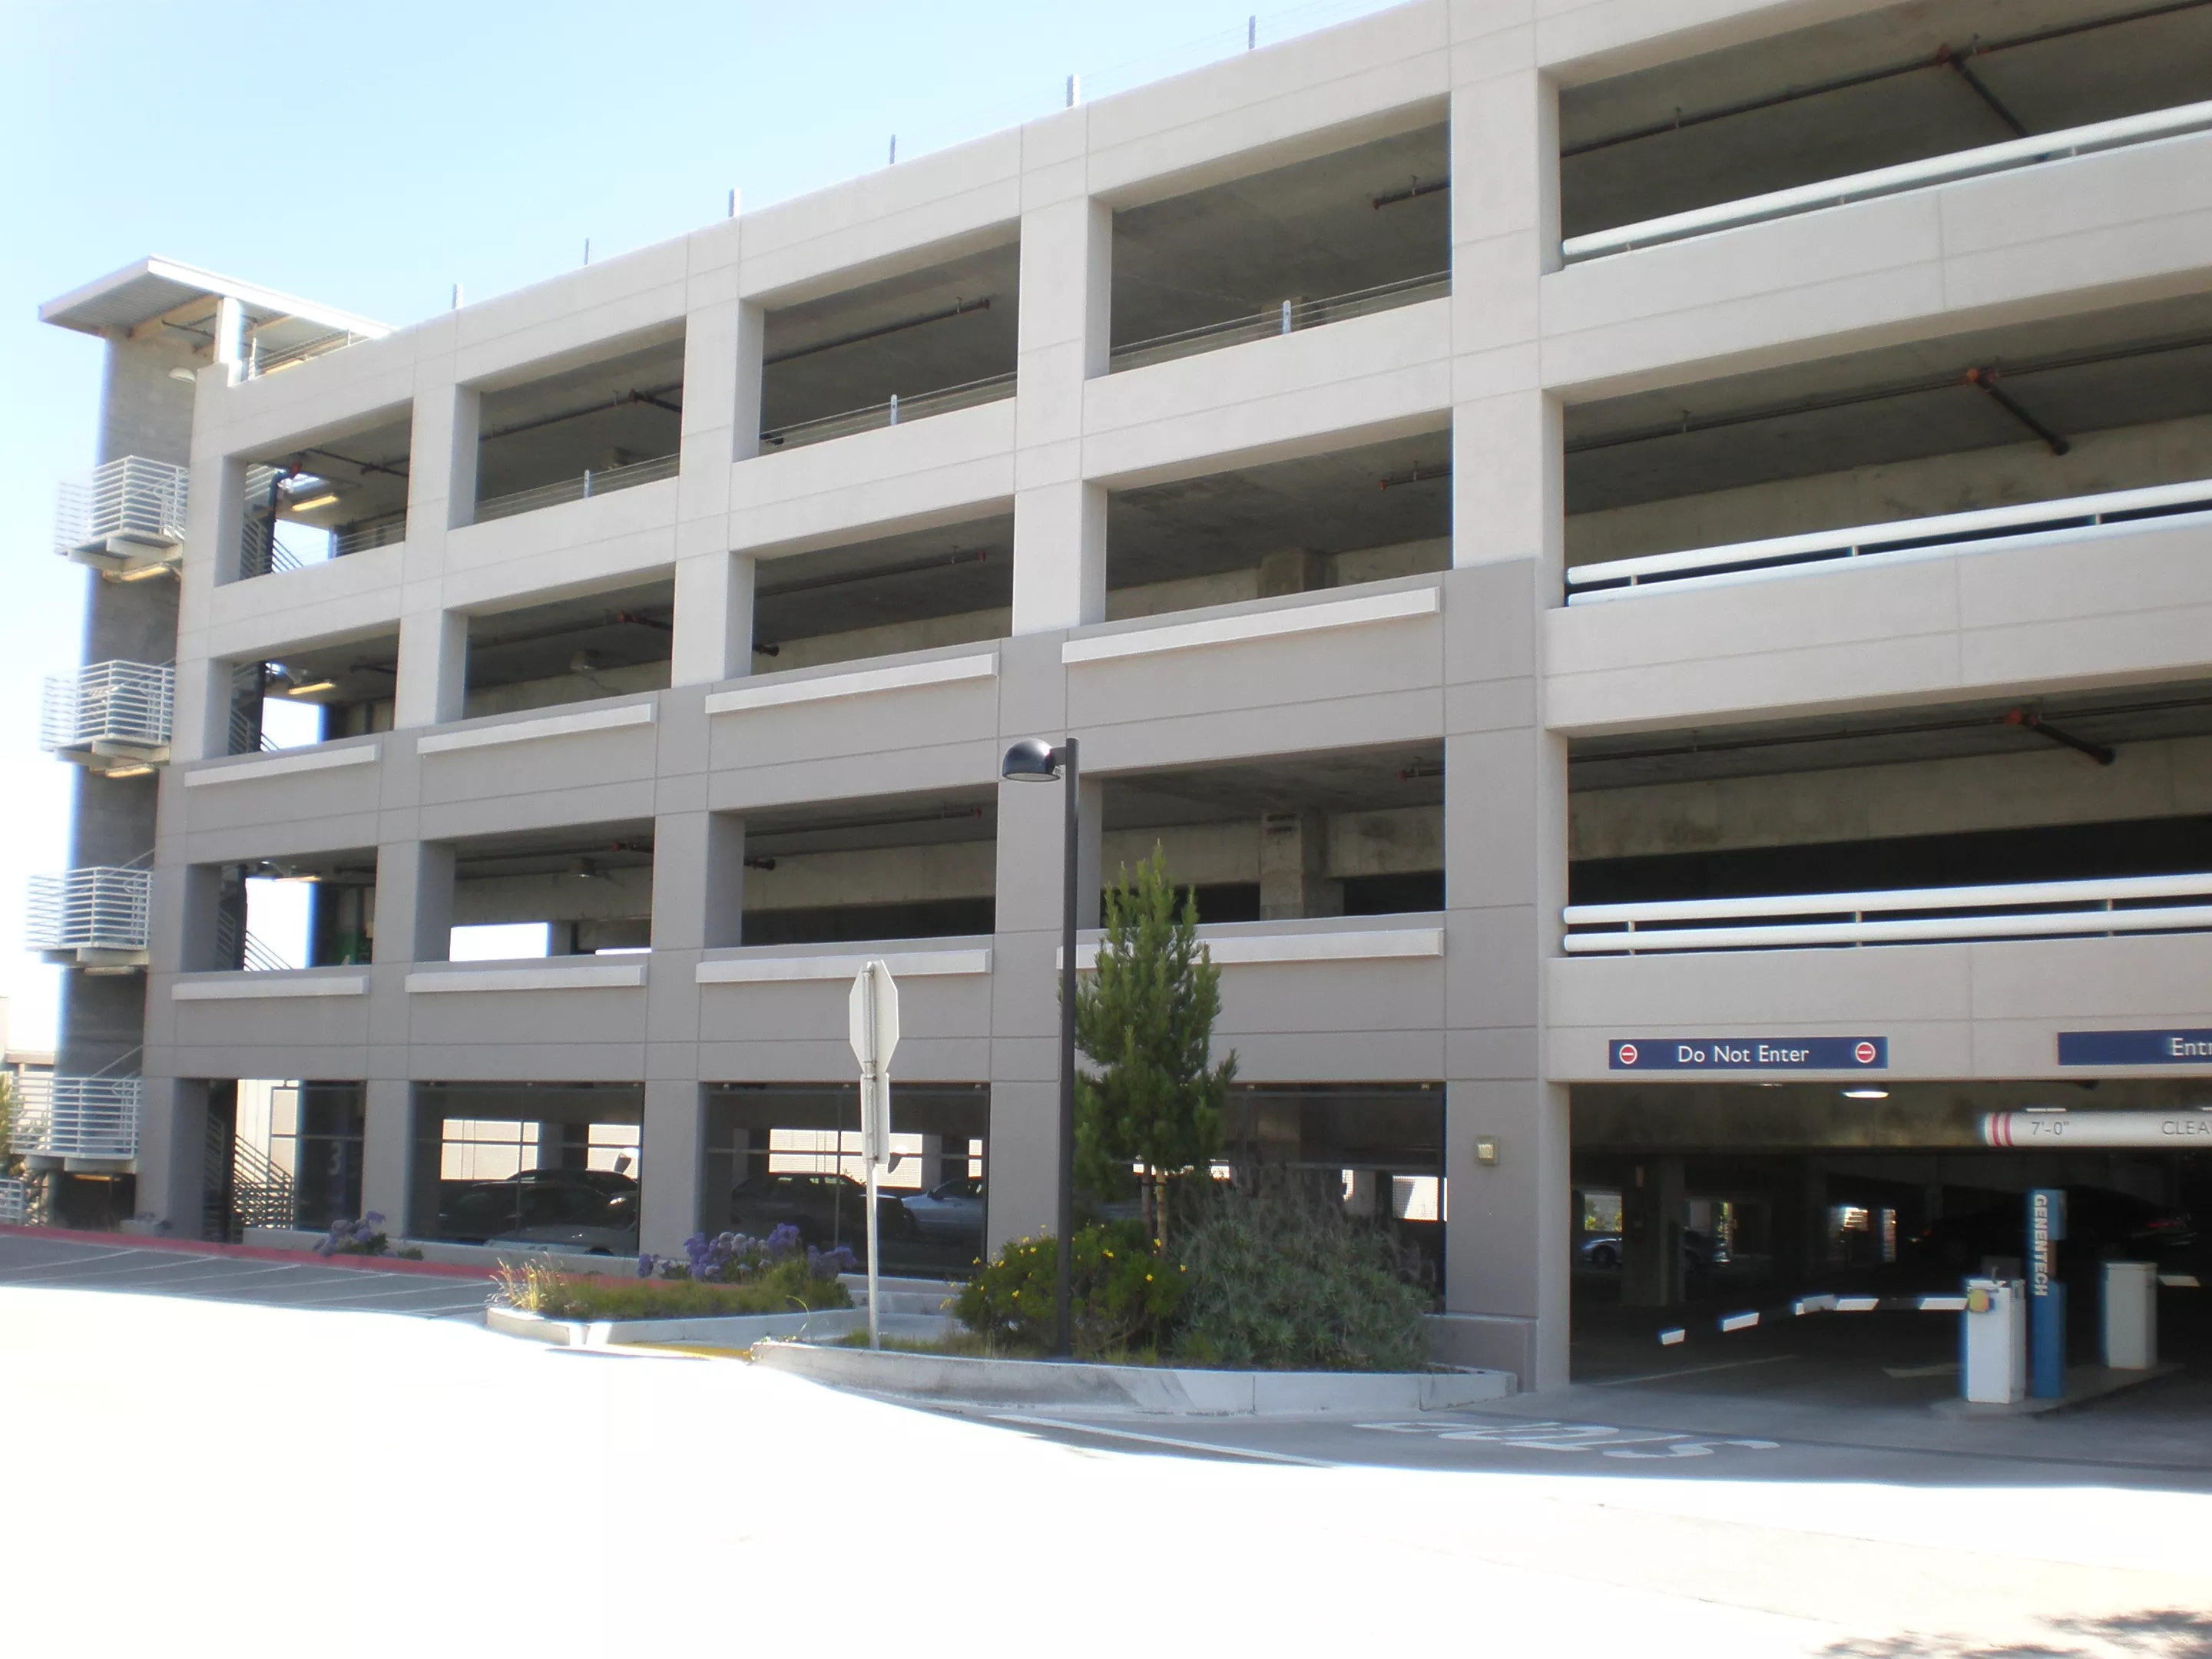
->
[230, 1134, 296, 1235]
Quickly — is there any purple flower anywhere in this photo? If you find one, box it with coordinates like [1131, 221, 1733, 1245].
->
[765, 1223, 803, 1260]
[363, 1213, 386, 1228]
[636, 1253, 656, 1279]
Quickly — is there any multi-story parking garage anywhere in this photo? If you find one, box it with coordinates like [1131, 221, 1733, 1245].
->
[15, 0, 2212, 1388]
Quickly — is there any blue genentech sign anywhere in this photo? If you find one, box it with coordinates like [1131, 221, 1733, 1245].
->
[2058, 1028, 2212, 1065]
[1609, 1037, 1888, 1071]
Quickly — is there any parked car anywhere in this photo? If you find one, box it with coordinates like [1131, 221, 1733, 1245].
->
[1578, 1230, 1726, 1273]
[727, 1172, 919, 1247]
[439, 1168, 638, 1246]
[901, 1177, 985, 1243]
[1912, 1187, 2196, 1270]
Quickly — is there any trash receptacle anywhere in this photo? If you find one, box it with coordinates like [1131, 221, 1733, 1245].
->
[2103, 1260, 2157, 1370]
[1961, 1277, 2025, 1404]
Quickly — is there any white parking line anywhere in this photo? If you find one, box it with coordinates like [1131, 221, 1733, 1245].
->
[0, 1247, 160, 1283]
[1588, 1353, 1798, 1387]
[96, 1261, 303, 1290]
[990, 1414, 1333, 1466]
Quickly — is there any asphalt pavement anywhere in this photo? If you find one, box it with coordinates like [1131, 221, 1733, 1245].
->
[0, 1231, 495, 1319]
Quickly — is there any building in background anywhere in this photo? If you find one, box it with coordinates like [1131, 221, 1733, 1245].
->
[20, 0, 2212, 1385]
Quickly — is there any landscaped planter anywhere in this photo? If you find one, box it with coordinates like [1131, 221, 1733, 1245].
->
[749, 1340, 1515, 1416]
[485, 1302, 869, 1348]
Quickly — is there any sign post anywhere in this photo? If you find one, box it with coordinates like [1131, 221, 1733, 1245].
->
[2028, 1187, 2066, 1399]
[848, 960, 899, 1350]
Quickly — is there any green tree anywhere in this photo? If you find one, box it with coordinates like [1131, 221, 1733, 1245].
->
[0, 1076, 22, 1182]
[1073, 846, 1237, 1243]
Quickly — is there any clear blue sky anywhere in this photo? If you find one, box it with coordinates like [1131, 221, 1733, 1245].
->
[0, 0, 1398, 1050]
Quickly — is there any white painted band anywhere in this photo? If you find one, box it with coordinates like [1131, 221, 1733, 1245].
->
[173, 973, 369, 1001]
[406, 962, 647, 993]
[704, 652, 996, 715]
[1059, 927, 1442, 970]
[417, 700, 654, 754]
[1061, 586, 1438, 666]
[697, 949, 992, 984]
[183, 742, 379, 786]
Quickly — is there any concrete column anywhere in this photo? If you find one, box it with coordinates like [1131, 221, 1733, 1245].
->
[393, 609, 468, 730]
[641, 1076, 704, 1255]
[1258, 810, 1342, 921]
[671, 288, 760, 687]
[375, 841, 455, 963]
[671, 551, 754, 686]
[1257, 549, 1330, 598]
[359, 1078, 412, 1234]
[649, 810, 744, 951]
[211, 296, 246, 376]
[428, 384, 481, 534]
[135, 1076, 211, 1236]
[1010, 177, 1111, 635]
[913, 1134, 945, 1190]
[1621, 1156, 1687, 1308]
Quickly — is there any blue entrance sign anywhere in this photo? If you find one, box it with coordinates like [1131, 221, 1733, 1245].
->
[2028, 1187, 2067, 1401]
[1609, 1037, 1888, 1071]
[2058, 1028, 2212, 1065]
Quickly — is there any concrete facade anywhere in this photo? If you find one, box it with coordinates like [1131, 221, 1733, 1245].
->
[35, 0, 2212, 1386]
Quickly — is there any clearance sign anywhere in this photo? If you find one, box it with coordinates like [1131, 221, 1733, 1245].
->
[1608, 1037, 1888, 1071]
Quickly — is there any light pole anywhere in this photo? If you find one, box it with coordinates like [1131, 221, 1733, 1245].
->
[1002, 734, 1078, 1358]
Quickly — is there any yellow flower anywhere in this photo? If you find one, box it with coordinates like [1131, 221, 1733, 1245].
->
[1145, 1273, 1154, 1282]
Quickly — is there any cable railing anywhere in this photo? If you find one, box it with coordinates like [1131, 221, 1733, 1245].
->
[26, 868, 153, 959]
[1564, 97, 2212, 263]
[1108, 271, 1449, 373]
[333, 511, 407, 558]
[1564, 871, 2212, 955]
[1565, 478, 2212, 602]
[474, 451, 680, 524]
[761, 371, 1018, 452]
[53, 456, 189, 562]
[41, 661, 174, 759]
[243, 329, 374, 379]
[10, 1076, 141, 1162]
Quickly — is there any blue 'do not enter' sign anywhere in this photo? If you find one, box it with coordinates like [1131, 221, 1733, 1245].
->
[1609, 1037, 1888, 1071]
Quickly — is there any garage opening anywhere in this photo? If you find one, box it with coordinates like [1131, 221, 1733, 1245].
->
[408, 1082, 643, 1253]
[1105, 427, 1449, 621]
[1570, 1081, 2210, 1408]
[701, 1081, 988, 1277]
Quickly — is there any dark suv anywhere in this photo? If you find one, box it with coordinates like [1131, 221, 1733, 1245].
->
[727, 1172, 918, 1247]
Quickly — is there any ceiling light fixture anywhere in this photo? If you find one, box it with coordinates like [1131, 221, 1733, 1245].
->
[1842, 1088, 1889, 1101]
[115, 563, 174, 582]
[286, 492, 340, 512]
[283, 680, 337, 697]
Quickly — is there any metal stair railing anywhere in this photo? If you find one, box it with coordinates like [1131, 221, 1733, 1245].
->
[41, 661, 175, 753]
[8, 1076, 140, 1161]
[25, 867, 153, 954]
[53, 457, 189, 556]
[230, 1134, 296, 1233]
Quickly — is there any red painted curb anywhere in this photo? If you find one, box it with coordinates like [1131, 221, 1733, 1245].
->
[0, 1223, 637, 1286]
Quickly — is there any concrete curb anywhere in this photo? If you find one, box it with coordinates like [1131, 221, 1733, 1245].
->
[748, 1341, 1516, 1415]
[488, 1303, 869, 1347]
[485, 1303, 959, 1349]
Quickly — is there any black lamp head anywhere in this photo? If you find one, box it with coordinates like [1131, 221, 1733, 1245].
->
[1002, 737, 1061, 781]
